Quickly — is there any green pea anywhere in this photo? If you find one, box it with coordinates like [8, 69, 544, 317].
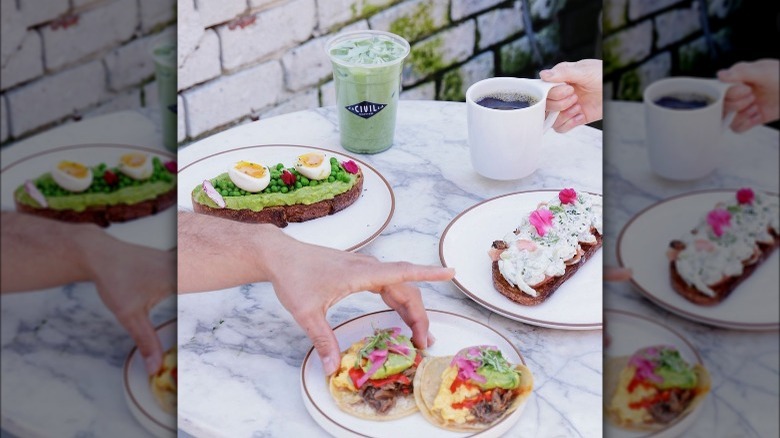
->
[276, 163, 284, 170]
[271, 186, 280, 193]
[300, 177, 309, 184]
[280, 186, 289, 193]
[327, 176, 335, 183]
[330, 157, 338, 164]
[310, 180, 318, 187]
[295, 181, 302, 189]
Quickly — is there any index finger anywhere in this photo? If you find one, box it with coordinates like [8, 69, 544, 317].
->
[547, 84, 575, 101]
[379, 282, 430, 350]
[365, 262, 455, 290]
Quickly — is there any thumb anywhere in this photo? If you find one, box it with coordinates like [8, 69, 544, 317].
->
[540, 61, 576, 82]
[122, 313, 163, 375]
[718, 62, 762, 83]
[297, 311, 341, 375]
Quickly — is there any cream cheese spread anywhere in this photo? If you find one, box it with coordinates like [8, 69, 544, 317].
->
[498, 191, 602, 297]
[674, 190, 779, 297]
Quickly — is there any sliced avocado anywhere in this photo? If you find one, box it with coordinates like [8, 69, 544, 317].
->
[476, 365, 520, 390]
[656, 366, 697, 390]
[362, 337, 415, 379]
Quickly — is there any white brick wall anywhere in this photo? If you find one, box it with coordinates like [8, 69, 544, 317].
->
[177, 94, 186, 142]
[453, 50, 494, 92]
[260, 88, 319, 119]
[477, 2, 523, 49]
[178, 29, 221, 90]
[0, 94, 8, 143]
[316, 0, 395, 31]
[617, 51, 671, 96]
[139, 0, 176, 32]
[104, 33, 159, 91]
[1, 31, 44, 90]
[7, 61, 105, 136]
[654, 5, 700, 49]
[400, 81, 435, 100]
[177, 0, 205, 68]
[20, 0, 69, 27]
[403, 19, 476, 86]
[182, 60, 284, 137]
[628, 0, 679, 21]
[320, 80, 335, 106]
[369, 0, 449, 41]
[451, 0, 504, 21]
[1, 0, 27, 66]
[281, 37, 330, 92]
[603, 21, 652, 71]
[218, 0, 316, 71]
[196, 0, 247, 28]
[86, 88, 141, 117]
[41, 0, 137, 71]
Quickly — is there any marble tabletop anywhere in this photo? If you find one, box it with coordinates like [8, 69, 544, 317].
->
[603, 100, 779, 437]
[0, 109, 176, 438]
[177, 100, 604, 437]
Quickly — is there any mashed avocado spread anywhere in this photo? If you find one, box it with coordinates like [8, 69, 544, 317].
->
[15, 175, 176, 212]
[193, 172, 357, 211]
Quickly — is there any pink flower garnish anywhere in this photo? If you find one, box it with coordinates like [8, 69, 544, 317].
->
[559, 188, 577, 205]
[736, 187, 754, 205]
[356, 349, 388, 388]
[202, 179, 225, 208]
[25, 181, 47, 208]
[342, 160, 359, 174]
[281, 170, 296, 186]
[707, 208, 731, 237]
[529, 208, 555, 237]
[164, 160, 178, 174]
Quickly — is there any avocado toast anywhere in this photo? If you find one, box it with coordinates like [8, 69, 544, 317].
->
[14, 154, 177, 227]
[191, 153, 363, 227]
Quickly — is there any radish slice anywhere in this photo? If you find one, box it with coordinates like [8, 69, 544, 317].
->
[202, 180, 225, 208]
[25, 181, 48, 208]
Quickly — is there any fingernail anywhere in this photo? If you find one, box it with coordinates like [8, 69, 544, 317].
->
[323, 354, 339, 375]
[539, 69, 552, 78]
[144, 353, 161, 375]
[427, 332, 437, 347]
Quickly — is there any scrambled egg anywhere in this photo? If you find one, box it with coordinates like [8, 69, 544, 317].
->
[331, 342, 364, 392]
[432, 365, 481, 424]
[608, 366, 657, 424]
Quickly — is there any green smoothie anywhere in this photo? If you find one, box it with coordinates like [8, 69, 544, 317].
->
[151, 35, 177, 151]
[327, 31, 410, 154]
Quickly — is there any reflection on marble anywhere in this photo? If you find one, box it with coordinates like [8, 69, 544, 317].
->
[604, 100, 779, 437]
[0, 108, 174, 438]
[178, 101, 603, 437]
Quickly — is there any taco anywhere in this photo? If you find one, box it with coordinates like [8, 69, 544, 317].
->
[413, 345, 533, 431]
[328, 327, 422, 420]
[606, 345, 710, 431]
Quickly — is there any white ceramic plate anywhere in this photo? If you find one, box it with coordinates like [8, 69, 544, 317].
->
[123, 318, 176, 438]
[177, 144, 394, 252]
[300, 310, 531, 438]
[617, 190, 779, 330]
[604, 309, 708, 438]
[439, 190, 603, 330]
[0, 143, 177, 251]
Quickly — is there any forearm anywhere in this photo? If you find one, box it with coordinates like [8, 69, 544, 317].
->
[177, 212, 286, 293]
[1, 212, 107, 293]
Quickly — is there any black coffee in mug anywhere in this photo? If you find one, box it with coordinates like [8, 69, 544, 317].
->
[654, 93, 713, 110]
[476, 92, 539, 110]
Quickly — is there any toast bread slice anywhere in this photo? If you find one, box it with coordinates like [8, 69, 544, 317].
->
[192, 171, 363, 227]
[491, 232, 602, 306]
[669, 230, 779, 305]
[14, 186, 176, 228]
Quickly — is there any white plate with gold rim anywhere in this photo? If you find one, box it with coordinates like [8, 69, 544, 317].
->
[439, 190, 603, 330]
[604, 309, 708, 438]
[300, 310, 532, 437]
[617, 190, 779, 330]
[0, 143, 177, 250]
[177, 144, 394, 252]
[123, 318, 177, 438]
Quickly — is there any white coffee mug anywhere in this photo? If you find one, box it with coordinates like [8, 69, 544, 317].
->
[643, 77, 735, 181]
[466, 77, 562, 180]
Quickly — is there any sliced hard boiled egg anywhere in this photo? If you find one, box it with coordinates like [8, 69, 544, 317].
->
[228, 161, 270, 192]
[52, 160, 93, 192]
[295, 152, 331, 180]
[119, 153, 153, 180]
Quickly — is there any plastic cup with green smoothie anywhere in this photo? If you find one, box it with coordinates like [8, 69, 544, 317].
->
[150, 34, 177, 151]
[326, 30, 410, 154]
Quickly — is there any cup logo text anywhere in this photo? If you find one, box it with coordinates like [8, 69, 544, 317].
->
[345, 101, 387, 119]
